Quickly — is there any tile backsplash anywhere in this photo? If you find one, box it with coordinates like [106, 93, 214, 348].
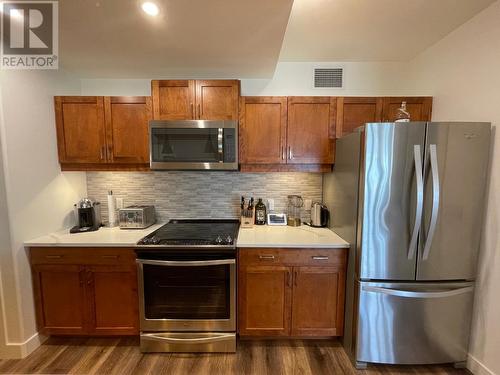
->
[86, 172, 323, 224]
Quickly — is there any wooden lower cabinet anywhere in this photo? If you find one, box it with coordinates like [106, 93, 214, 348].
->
[291, 266, 345, 336]
[32, 264, 87, 335]
[238, 265, 292, 336]
[238, 248, 347, 338]
[30, 248, 138, 336]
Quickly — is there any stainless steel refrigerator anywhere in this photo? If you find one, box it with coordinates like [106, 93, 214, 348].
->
[323, 122, 491, 368]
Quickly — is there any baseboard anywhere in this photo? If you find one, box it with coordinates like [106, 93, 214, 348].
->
[0, 332, 47, 359]
[468, 354, 496, 375]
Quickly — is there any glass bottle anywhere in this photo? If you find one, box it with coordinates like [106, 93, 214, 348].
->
[395, 101, 410, 122]
[255, 198, 267, 225]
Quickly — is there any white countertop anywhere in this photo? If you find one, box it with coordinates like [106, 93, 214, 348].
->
[236, 225, 349, 248]
[24, 224, 164, 247]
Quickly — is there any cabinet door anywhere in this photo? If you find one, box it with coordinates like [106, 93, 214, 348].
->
[87, 265, 139, 335]
[291, 266, 345, 336]
[239, 97, 287, 164]
[54, 96, 106, 163]
[287, 97, 336, 164]
[195, 80, 239, 120]
[336, 97, 383, 138]
[32, 264, 87, 335]
[382, 97, 432, 122]
[104, 96, 152, 164]
[238, 265, 292, 336]
[151, 80, 195, 120]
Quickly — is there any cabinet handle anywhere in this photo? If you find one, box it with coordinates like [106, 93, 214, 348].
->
[190, 103, 194, 118]
[281, 146, 285, 160]
[287, 271, 291, 287]
[100, 146, 105, 160]
[197, 104, 201, 119]
[258, 255, 275, 260]
[108, 146, 112, 161]
[288, 146, 293, 160]
[312, 256, 329, 260]
[101, 255, 118, 259]
[45, 255, 62, 259]
[294, 271, 298, 286]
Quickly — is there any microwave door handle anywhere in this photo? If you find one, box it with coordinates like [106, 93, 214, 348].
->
[136, 259, 235, 267]
[218, 128, 223, 162]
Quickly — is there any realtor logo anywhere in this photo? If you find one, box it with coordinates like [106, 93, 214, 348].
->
[1, 1, 58, 69]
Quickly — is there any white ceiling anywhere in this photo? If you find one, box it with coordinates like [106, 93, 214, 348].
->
[58, 0, 495, 78]
[279, 0, 495, 62]
[59, 0, 293, 78]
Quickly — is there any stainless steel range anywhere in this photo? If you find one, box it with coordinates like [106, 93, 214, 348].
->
[135, 219, 239, 353]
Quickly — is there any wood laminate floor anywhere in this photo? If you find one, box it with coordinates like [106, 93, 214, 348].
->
[0, 337, 469, 375]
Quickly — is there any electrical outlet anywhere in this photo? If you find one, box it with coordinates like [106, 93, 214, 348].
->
[267, 198, 275, 211]
[116, 197, 124, 209]
[304, 199, 312, 210]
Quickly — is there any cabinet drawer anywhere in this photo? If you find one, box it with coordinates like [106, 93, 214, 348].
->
[30, 248, 136, 265]
[239, 248, 347, 267]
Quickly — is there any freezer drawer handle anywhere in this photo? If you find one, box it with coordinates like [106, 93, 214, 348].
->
[142, 333, 234, 344]
[362, 285, 473, 299]
[136, 259, 235, 267]
[422, 144, 440, 260]
[408, 144, 424, 260]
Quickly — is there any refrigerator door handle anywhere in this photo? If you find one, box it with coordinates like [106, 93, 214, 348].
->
[422, 144, 440, 260]
[408, 145, 424, 260]
[362, 285, 473, 299]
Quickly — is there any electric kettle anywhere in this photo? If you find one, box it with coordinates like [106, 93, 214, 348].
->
[310, 202, 329, 227]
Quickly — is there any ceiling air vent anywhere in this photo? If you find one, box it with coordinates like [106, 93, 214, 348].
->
[313, 68, 343, 88]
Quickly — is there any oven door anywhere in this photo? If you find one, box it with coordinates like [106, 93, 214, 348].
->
[149, 120, 238, 170]
[137, 257, 236, 332]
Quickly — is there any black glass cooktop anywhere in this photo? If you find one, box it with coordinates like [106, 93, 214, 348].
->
[137, 219, 240, 246]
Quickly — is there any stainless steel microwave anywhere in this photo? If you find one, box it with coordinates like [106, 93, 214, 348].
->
[149, 120, 238, 170]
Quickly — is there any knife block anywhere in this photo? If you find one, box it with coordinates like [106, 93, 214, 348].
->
[240, 208, 255, 228]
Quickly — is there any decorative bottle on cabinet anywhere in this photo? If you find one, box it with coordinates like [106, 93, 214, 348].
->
[395, 101, 410, 122]
[255, 198, 267, 225]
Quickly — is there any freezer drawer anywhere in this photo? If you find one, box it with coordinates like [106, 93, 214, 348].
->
[357, 281, 474, 365]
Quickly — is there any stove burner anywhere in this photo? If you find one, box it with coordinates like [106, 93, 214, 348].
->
[137, 219, 239, 248]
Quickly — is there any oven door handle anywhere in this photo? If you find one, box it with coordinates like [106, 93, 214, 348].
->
[142, 333, 234, 344]
[136, 258, 235, 267]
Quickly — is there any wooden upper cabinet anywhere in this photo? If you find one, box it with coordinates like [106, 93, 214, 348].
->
[104, 96, 152, 164]
[336, 97, 383, 138]
[239, 97, 287, 164]
[238, 265, 292, 336]
[382, 97, 432, 122]
[32, 264, 87, 335]
[196, 80, 239, 120]
[151, 80, 195, 120]
[291, 266, 345, 336]
[55, 96, 106, 163]
[287, 97, 336, 164]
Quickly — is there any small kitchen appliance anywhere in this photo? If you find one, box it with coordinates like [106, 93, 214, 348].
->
[310, 202, 329, 227]
[149, 120, 238, 170]
[70, 198, 102, 233]
[119, 205, 156, 229]
[287, 195, 303, 226]
[136, 219, 239, 353]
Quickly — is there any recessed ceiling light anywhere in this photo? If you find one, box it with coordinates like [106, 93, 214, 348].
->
[141, 2, 159, 16]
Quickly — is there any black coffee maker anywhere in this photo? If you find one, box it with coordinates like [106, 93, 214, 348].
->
[70, 198, 102, 233]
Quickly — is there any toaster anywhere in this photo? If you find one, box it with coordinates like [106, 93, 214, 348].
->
[119, 205, 156, 229]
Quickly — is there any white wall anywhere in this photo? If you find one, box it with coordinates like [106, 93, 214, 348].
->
[0, 70, 87, 358]
[410, 2, 500, 374]
[80, 61, 414, 97]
